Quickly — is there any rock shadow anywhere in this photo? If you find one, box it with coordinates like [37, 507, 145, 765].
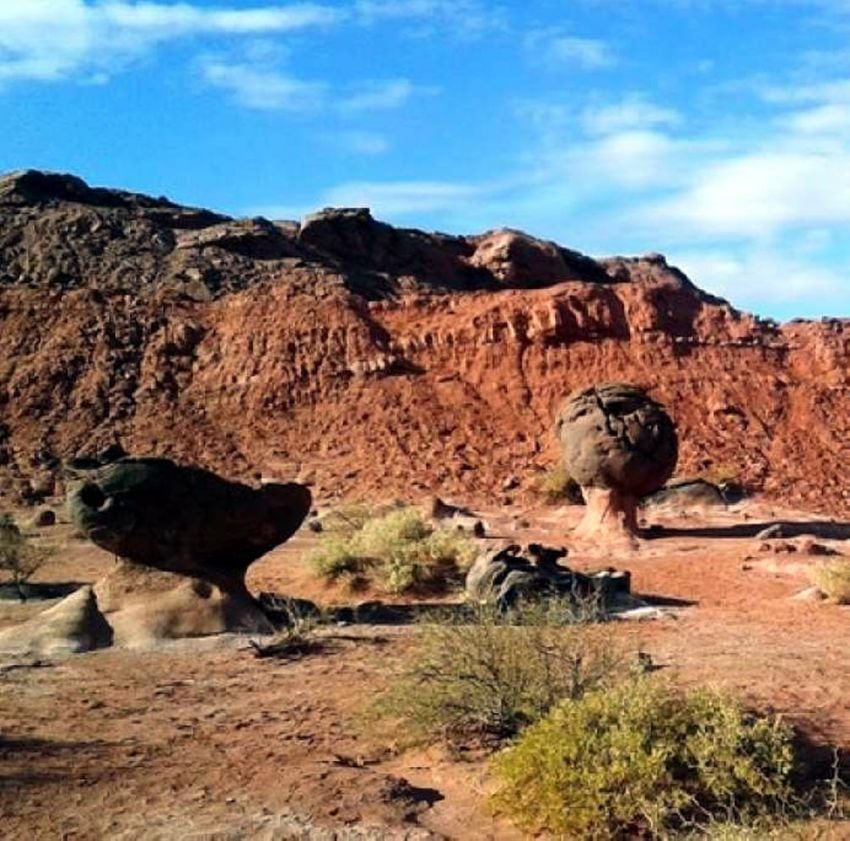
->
[644, 521, 850, 541]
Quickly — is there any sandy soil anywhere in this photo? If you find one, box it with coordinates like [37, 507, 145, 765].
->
[2, 497, 850, 839]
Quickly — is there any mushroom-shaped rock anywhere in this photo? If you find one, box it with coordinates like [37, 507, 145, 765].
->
[555, 384, 677, 546]
[68, 457, 311, 594]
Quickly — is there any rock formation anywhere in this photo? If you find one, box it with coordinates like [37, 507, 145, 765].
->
[68, 456, 311, 592]
[3, 170, 850, 518]
[556, 384, 678, 546]
[465, 542, 632, 612]
[59, 456, 311, 646]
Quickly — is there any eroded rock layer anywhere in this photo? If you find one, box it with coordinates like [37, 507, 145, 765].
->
[2, 170, 850, 515]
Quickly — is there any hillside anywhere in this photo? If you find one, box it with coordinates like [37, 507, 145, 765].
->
[1, 169, 849, 514]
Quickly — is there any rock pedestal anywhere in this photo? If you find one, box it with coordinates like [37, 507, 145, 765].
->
[0, 456, 312, 655]
[556, 383, 678, 547]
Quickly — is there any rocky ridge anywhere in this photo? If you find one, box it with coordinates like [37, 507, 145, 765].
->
[1, 169, 849, 515]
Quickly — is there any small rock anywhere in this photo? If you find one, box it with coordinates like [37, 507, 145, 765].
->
[791, 586, 827, 602]
[755, 524, 785, 540]
[501, 475, 520, 491]
[31, 508, 56, 527]
[799, 539, 839, 556]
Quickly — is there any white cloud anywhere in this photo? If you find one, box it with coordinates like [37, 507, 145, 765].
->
[0, 0, 341, 83]
[526, 29, 616, 70]
[354, 0, 506, 36]
[333, 130, 391, 155]
[674, 245, 846, 308]
[581, 98, 682, 135]
[547, 36, 616, 69]
[321, 180, 488, 215]
[201, 60, 326, 111]
[338, 78, 421, 112]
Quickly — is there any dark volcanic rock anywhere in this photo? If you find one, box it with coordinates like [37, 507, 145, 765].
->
[465, 542, 631, 611]
[68, 457, 311, 591]
[642, 478, 727, 508]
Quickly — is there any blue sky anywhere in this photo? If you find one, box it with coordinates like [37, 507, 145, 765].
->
[2, 1, 850, 319]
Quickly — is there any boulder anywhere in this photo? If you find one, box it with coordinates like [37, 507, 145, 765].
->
[465, 542, 631, 612]
[0, 586, 112, 656]
[31, 507, 56, 527]
[556, 383, 678, 546]
[642, 479, 726, 509]
[67, 457, 311, 593]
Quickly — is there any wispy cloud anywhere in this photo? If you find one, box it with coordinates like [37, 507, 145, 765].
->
[332, 130, 391, 155]
[0, 0, 342, 83]
[201, 60, 326, 111]
[322, 180, 489, 215]
[354, 0, 507, 37]
[525, 29, 617, 70]
[338, 78, 430, 113]
[580, 97, 682, 135]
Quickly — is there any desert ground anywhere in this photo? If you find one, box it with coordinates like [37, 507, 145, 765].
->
[2, 493, 850, 840]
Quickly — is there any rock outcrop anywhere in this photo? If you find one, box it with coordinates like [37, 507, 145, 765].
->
[2, 170, 850, 519]
[465, 542, 632, 611]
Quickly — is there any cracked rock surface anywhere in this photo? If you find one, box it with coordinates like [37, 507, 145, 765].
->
[556, 383, 678, 498]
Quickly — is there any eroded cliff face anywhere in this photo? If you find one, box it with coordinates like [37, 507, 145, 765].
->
[2, 170, 849, 514]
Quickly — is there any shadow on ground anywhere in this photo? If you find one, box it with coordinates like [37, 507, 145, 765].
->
[645, 521, 850, 541]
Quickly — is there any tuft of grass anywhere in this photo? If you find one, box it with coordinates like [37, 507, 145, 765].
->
[535, 464, 584, 505]
[0, 513, 51, 601]
[372, 599, 625, 748]
[491, 678, 799, 840]
[308, 506, 477, 594]
[809, 559, 850, 604]
[250, 598, 328, 661]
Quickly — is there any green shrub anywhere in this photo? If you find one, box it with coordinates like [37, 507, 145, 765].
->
[810, 560, 850, 604]
[374, 601, 624, 747]
[536, 464, 584, 504]
[0, 513, 49, 601]
[308, 506, 477, 594]
[491, 679, 798, 839]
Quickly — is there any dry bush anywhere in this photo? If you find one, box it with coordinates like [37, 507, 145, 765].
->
[0, 513, 49, 601]
[810, 560, 850, 604]
[308, 506, 477, 594]
[491, 678, 800, 839]
[250, 598, 328, 661]
[373, 599, 625, 748]
[535, 463, 584, 504]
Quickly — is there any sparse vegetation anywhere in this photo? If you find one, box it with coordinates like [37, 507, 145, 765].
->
[374, 599, 625, 747]
[810, 559, 850, 604]
[535, 463, 584, 504]
[0, 513, 50, 601]
[250, 598, 328, 660]
[491, 679, 799, 840]
[308, 505, 477, 594]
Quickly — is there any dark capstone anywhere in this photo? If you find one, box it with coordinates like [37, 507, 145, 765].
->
[68, 457, 311, 591]
[556, 383, 678, 497]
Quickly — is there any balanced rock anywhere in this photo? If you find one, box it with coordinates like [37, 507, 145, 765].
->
[556, 383, 678, 546]
[68, 457, 311, 593]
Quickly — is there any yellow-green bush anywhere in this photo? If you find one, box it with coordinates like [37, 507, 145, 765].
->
[374, 602, 624, 747]
[491, 679, 797, 839]
[308, 506, 477, 594]
[536, 464, 584, 504]
[0, 513, 49, 601]
[810, 559, 850, 604]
